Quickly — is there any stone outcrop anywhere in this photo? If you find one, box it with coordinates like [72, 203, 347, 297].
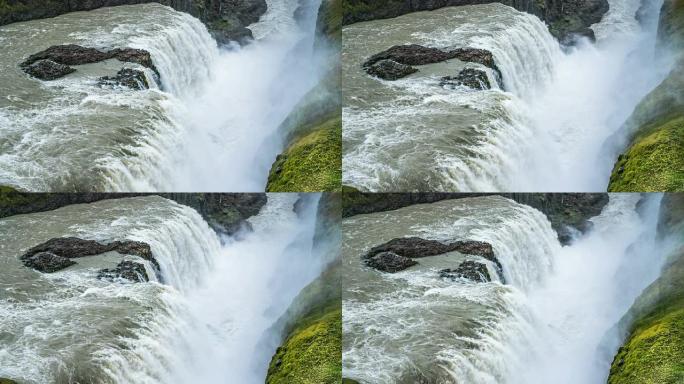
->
[21, 251, 77, 273]
[22, 59, 76, 80]
[20, 44, 158, 81]
[362, 44, 500, 81]
[364, 251, 418, 273]
[0, 0, 268, 45]
[362, 237, 504, 278]
[98, 260, 149, 282]
[99, 68, 150, 89]
[440, 68, 492, 90]
[20, 237, 160, 274]
[365, 59, 417, 80]
[343, 0, 609, 43]
[440, 260, 491, 282]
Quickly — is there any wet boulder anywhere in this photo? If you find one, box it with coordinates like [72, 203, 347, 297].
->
[365, 59, 418, 80]
[364, 251, 418, 273]
[440, 68, 491, 90]
[22, 59, 76, 80]
[20, 44, 158, 80]
[98, 260, 149, 283]
[440, 261, 491, 283]
[21, 237, 159, 274]
[363, 44, 500, 74]
[21, 251, 77, 273]
[99, 68, 149, 90]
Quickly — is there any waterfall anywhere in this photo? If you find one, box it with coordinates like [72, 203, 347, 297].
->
[98, 194, 326, 383]
[500, 194, 667, 384]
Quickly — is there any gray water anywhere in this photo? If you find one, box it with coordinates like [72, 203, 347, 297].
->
[0, 194, 330, 383]
[342, 194, 667, 384]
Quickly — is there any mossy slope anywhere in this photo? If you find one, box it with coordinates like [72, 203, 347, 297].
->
[608, 0, 684, 192]
[266, 0, 341, 192]
[608, 194, 684, 383]
[267, 115, 341, 192]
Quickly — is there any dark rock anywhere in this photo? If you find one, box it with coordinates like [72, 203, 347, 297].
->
[364, 237, 505, 281]
[22, 59, 76, 80]
[22, 251, 77, 273]
[365, 59, 418, 80]
[440, 260, 491, 282]
[21, 44, 111, 67]
[98, 260, 149, 282]
[20, 237, 159, 271]
[364, 251, 418, 273]
[440, 68, 491, 90]
[20, 44, 159, 81]
[99, 68, 149, 90]
[363, 44, 501, 80]
[211, 26, 254, 46]
[365, 237, 493, 259]
[364, 44, 462, 67]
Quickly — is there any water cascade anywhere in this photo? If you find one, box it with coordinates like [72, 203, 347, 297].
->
[0, 194, 329, 383]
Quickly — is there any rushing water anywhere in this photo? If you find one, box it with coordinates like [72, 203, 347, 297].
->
[342, 194, 668, 383]
[0, 1, 325, 191]
[342, 1, 672, 192]
[0, 193, 330, 383]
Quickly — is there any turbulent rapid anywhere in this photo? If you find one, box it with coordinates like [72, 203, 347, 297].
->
[0, 194, 330, 383]
[342, 194, 668, 383]
[342, 1, 671, 192]
[0, 1, 325, 191]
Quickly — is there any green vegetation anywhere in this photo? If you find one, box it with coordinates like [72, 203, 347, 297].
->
[608, 195, 684, 383]
[609, 299, 684, 383]
[0, 379, 18, 384]
[319, 0, 342, 44]
[608, 116, 684, 191]
[266, 115, 341, 192]
[266, 302, 341, 384]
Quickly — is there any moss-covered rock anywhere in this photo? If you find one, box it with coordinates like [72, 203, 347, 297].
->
[266, 302, 341, 384]
[0, 379, 19, 384]
[608, 194, 684, 383]
[266, 115, 341, 192]
[608, 0, 684, 192]
[608, 115, 684, 191]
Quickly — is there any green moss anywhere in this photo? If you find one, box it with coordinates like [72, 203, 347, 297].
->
[609, 298, 684, 384]
[0, 379, 18, 384]
[266, 302, 342, 384]
[319, 0, 342, 44]
[608, 116, 684, 192]
[266, 115, 341, 192]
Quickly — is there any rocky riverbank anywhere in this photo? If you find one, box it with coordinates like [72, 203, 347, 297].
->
[608, 193, 684, 383]
[0, 187, 267, 235]
[0, 0, 267, 44]
[342, 192, 609, 244]
[608, 0, 684, 192]
[266, 0, 342, 192]
[342, 0, 609, 43]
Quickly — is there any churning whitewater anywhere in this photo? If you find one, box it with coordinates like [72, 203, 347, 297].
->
[0, 0, 325, 191]
[0, 194, 330, 383]
[342, 194, 669, 383]
[342, 0, 672, 192]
